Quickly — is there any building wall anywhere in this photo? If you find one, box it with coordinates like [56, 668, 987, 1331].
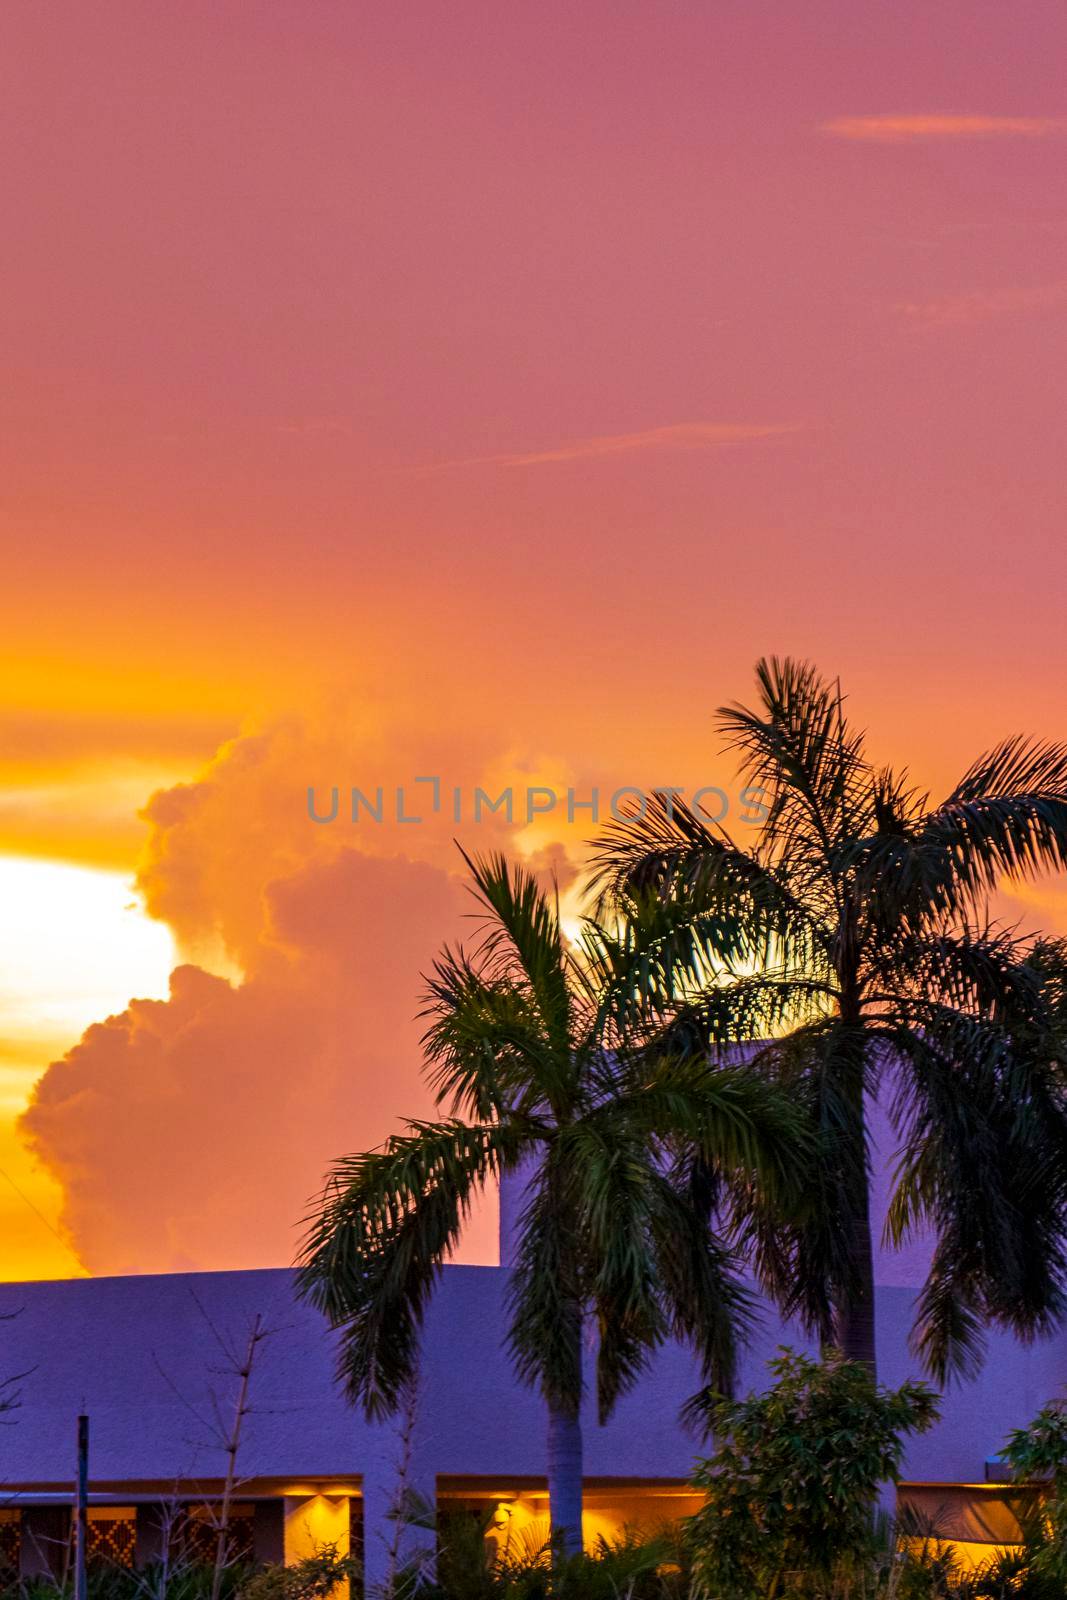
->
[0, 1193, 1062, 1583]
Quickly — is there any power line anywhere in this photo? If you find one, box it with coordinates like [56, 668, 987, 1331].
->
[0, 1162, 74, 1255]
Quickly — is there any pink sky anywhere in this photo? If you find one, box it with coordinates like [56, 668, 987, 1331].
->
[2, 0, 1067, 1276]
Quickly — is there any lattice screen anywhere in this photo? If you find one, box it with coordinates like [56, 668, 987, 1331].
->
[175, 1506, 255, 1568]
[87, 1513, 137, 1569]
[0, 1514, 19, 1580]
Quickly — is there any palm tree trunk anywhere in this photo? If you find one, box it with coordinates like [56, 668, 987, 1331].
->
[833, 1178, 877, 1373]
[547, 1399, 583, 1558]
[832, 1062, 877, 1375]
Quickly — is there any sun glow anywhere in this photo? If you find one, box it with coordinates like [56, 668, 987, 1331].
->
[0, 855, 174, 1044]
[0, 855, 175, 1278]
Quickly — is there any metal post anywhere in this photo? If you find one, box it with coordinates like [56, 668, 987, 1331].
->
[74, 1414, 89, 1600]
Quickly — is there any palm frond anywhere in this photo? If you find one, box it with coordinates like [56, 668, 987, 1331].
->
[578, 895, 759, 1041]
[888, 1019, 1067, 1378]
[553, 1123, 668, 1421]
[421, 947, 559, 1119]
[505, 1166, 585, 1416]
[915, 737, 1067, 911]
[588, 791, 829, 974]
[596, 1052, 813, 1210]
[460, 849, 574, 1054]
[724, 1027, 868, 1339]
[717, 656, 871, 886]
[638, 972, 837, 1057]
[910, 1254, 988, 1385]
[867, 923, 1043, 1027]
[298, 1118, 523, 1416]
[647, 1168, 753, 1396]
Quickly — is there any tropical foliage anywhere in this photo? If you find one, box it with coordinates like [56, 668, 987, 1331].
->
[687, 1347, 939, 1599]
[238, 1548, 360, 1600]
[997, 1395, 1067, 1591]
[4, 1563, 252, 1600]
[297, 850, 807, 1552]
[592, 657, 1067, 1379]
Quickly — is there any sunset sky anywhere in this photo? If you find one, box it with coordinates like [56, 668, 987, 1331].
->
[3, 0, 1067, 1278]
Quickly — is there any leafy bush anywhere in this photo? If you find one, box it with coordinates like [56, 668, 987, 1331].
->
[238, 1546, 360, 1600]
[416, 1513, 689, 1600]
[2, 1562, 253, 1600]
[983, 1398, 1067, 1596]
[687, 1348, 940, 1600]
[0, 1529, 1040, 1600]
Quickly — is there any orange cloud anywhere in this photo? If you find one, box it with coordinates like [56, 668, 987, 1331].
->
[17, 714, 592, 1273]
[822, 114, 1065, 142]
[20, 851, 478, 1274]
[896, 280, 1067, 327]
[133, 714, 580, 971]
[436, 422, 800, 470]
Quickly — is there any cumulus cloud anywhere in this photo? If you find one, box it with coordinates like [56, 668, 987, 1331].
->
[19, 714, 584, 1275]
[20, 851, 476, 1274]
[134, 712, 541, 970]
[822, 114, 1065, 142]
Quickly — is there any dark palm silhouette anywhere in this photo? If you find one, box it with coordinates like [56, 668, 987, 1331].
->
[592, 657, 1067, 1380]
[298, 850, 806, 1554]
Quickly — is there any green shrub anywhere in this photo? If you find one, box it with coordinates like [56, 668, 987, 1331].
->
[984, 1399, 1067, 1596]
[686, 1348, 940, 1600]
[238, 1547, 359, 1600]
[416, 1515, 688, 1600]
[1, 1562, 253, 1600]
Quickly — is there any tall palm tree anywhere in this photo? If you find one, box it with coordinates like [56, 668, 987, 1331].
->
[297, 850, 806, 1556]
[592, 657, 1067, 1382]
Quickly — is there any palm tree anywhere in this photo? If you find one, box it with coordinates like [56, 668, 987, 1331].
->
[297, 850, 806, 1556]
[592, 657, 1067, 1382]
